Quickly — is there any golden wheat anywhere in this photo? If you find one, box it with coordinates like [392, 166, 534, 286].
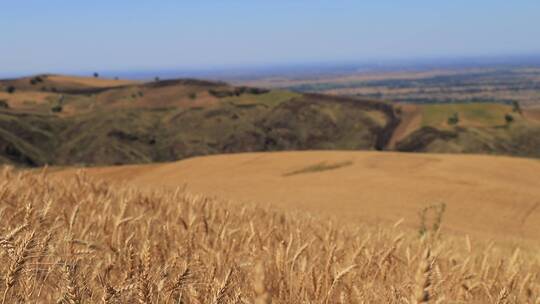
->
[0, 166, 538, 303]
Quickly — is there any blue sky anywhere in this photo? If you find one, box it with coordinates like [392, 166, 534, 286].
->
[1, 0, 540, 76]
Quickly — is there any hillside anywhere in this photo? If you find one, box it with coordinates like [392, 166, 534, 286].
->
[394, 103, 540, 158]
[0, 75, 398, 166]
[1, 74, 540, 167]
[55, 151, 540, 244]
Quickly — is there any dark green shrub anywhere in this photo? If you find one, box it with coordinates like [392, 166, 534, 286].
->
[512, 101, 522, 114]
[6, 86, 15, 94]
[51, 105, 63, 113]
[30, 76, 43, 85]
[505, 113, 514, 124]
[242, 87, 269, 95]
[209, 89, 234, 98]
[0, 100, 9, 109]
[448, 113, 459, 125]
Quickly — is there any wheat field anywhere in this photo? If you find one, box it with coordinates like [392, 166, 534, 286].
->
[56, 151, 540, 243]
[1, 166, 539, 303]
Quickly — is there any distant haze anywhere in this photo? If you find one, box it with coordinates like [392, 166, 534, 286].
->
[1, 0, 540, 77]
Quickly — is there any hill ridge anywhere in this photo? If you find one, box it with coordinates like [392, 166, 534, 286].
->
[1, 74, 540, 167]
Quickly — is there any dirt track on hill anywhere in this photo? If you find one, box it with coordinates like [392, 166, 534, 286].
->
[387, 104, 422, 149]
[54, 151, 540, 245]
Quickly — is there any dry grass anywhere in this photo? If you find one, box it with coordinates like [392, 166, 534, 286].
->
[1, 166, 539, 303]
[45, 75, 138, 88]
[56, 151, 540, 243]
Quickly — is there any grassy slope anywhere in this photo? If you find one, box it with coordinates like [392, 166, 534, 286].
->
[0, 76, 398, 166]
[420, 103, 512, 128]
[396, 102, 540, 157]
[2, 74, 540, 166]
[54, 151, 540, 244]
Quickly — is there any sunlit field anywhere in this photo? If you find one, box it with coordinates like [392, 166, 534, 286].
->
[1, 159, 538, 303]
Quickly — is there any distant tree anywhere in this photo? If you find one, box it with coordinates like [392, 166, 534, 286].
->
[511, 101, 522, 114]
[0, 100, 9, 109]
[155, 76, 160, 82]
[448, 112, 459, 125]
[188, 92, 197, 100]
[30, 76, 43, 85]
[6, 86, 15, 94]
[114, 76, 119, 81]
[505, 113, 514, 124]
[93, 72, 99, 78]
[51, 105, 63, 113]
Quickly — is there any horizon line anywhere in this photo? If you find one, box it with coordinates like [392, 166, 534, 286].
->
[3, 52, 540, 80]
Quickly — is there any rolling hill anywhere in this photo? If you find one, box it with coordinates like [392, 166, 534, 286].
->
[54, 151, 540, 244]
[1, 74, 540, 167]
[0, 75, 398, 166]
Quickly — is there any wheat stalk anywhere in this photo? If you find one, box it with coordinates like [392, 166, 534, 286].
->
[413, 249, 434, 304]
[2, 231, 35, 304]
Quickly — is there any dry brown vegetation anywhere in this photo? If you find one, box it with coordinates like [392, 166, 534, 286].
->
[1, 166, 539, 303]
[57, 151, 540, 243]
